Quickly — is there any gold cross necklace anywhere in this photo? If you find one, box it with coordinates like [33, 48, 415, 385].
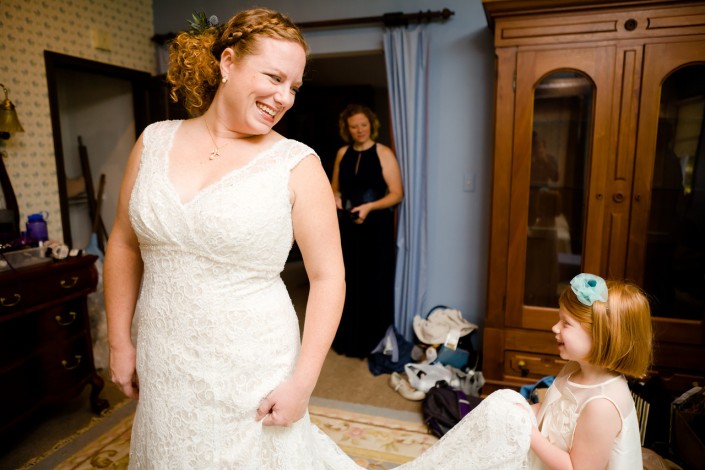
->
[204, 117, 228, 160]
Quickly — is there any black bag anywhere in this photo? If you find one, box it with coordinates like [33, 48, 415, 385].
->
[422, 381, 481, 438]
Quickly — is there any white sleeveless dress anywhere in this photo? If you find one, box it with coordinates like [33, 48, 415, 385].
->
[127, 120, 534, 469]
[530, 362, 643, 469]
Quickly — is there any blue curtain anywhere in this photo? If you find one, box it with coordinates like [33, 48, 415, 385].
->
[383, 25, 430, 340]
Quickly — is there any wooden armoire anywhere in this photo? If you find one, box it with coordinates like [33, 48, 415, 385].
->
[481, 0, 705, 395]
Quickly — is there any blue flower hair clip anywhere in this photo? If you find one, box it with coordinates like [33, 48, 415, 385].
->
[570, 273, 608, 306]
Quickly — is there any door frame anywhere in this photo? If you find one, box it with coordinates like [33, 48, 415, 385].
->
[44, 51, 151, 246]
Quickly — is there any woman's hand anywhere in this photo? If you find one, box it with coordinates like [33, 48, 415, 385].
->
[109, 343, 139, 399]
[351, 203, 373, 223]
[255, 377, 310, 426]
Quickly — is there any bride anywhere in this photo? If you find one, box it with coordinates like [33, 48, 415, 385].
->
[104, 7, 536, 469]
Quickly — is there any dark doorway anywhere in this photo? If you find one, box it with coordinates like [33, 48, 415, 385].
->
[274, 52, 390, 178]
[44, 52, 152, 247]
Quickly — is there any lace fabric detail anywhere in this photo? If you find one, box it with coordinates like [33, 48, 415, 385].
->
[127, 120, 535, 469]
[400, 389, 535, 470]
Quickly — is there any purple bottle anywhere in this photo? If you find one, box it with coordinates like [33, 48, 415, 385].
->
[26, 213, 49, 243]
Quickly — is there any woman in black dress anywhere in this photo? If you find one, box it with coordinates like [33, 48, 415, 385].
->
[330, 104, 404, 358]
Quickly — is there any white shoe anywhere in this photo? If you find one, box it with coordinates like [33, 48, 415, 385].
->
[389, 372, 426, 401]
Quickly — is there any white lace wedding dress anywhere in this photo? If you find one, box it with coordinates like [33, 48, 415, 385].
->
[127, 120, 534, 469]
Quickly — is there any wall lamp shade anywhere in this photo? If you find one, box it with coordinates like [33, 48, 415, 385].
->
[0, 83, 24, 139]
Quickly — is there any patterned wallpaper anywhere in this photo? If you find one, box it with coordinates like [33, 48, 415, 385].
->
[0, 0, 155, 241]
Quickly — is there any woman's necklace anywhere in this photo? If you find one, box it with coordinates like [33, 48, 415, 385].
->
[204, 118, 228, 160]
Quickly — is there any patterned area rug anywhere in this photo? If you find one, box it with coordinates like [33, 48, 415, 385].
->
[309, 404, 437, 468]
[47, 403, 437, 469]
[55, 413, 132, 470]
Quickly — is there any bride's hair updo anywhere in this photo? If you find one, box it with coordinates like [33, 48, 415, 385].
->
[166, 7, 308, 116]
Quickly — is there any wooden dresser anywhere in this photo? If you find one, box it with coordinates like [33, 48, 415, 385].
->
[481, 0, 705, 395]
[0, 254, 108, 436]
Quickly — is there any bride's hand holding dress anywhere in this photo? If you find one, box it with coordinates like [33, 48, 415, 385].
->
[256, 376, 313, 427]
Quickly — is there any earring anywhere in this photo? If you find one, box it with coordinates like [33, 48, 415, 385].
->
[222, 76, 228, 84]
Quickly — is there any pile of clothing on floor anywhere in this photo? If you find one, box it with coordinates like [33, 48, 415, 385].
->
[367, 306, 486, 436]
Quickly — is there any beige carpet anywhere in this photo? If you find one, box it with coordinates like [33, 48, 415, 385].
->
[43, 402, 436, 469]
[314, 349, 423, 414]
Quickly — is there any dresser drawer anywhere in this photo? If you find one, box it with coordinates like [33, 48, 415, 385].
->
[41, 334, 94, 394]
[504, 350, 567, 380]
[1, 256, 97, 315]
[36, 300, 87, 343]
[22, 266, 97, 310]
[0, 300, 87, 368]
[0, 280, 24, 315]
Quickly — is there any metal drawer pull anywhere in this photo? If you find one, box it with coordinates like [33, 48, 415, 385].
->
[60, 276, 79, 289]
[517, 360, 529, 377]
[1, 293, 21, 307]
[55, 311, 77, 326]
[61, 355, 82, 370]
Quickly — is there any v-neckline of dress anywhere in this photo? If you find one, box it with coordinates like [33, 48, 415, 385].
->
[162, 121, 288, 207]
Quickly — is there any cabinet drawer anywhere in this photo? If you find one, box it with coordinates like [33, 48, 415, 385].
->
[22, 266, 96, 309]
[0, 300, 87, 368]
[41, 335, 93, 394]
[0, 281, 24, 315]
[0, 256, 97, 315]
[36, 300, 87, 343]
[504, 351, 566, 380]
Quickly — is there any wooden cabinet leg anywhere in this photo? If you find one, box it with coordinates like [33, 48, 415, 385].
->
[89, 373, 109, 414]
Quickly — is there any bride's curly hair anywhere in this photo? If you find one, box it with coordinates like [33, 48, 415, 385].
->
[167, 8, 308, 117]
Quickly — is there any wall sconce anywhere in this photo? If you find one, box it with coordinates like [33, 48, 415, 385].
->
[0, 82, 23, 245]
[0, 83, 24, 140]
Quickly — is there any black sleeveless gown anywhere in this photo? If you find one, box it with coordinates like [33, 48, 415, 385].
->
[332, 143, 396, 358]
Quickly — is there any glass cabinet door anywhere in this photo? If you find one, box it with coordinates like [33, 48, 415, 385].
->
[507, 46, 615, 328]
[524, 72, 593, 309]
[631, 41, 705, 345]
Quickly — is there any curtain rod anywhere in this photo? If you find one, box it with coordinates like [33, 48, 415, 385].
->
[152, 8, 455, 45]
[296, 8, 455, 29]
